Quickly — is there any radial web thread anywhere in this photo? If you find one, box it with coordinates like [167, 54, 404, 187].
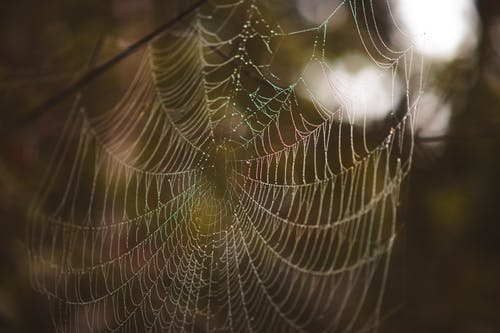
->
[28, 1, 424, 332]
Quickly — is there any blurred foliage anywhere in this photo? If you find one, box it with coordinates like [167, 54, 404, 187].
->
[0, 0, 499, 332]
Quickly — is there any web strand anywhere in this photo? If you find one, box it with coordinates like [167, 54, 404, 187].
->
[28, 1, 423, 332]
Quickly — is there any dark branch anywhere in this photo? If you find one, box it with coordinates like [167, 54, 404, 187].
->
[416, 133, 500, 143]
[2, 0, 207, 136]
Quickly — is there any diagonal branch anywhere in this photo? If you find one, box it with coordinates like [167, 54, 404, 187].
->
[3, 0, 207, 135]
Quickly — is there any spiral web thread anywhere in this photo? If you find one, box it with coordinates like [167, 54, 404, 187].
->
[28, 0, 423, 332]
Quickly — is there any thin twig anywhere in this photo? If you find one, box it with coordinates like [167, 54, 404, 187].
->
[416, 133, 500, 143]
[2, 0, 207, 136]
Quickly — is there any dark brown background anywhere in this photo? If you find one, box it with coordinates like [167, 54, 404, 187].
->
[0, 1, 499, 332]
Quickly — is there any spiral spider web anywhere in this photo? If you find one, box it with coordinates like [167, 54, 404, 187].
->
[28, 0, 423, 332]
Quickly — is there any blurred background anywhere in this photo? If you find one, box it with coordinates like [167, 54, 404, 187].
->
[0, 0, 499, 332]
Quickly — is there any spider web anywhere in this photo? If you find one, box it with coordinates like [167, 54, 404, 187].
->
[28, 0, 423, 332]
